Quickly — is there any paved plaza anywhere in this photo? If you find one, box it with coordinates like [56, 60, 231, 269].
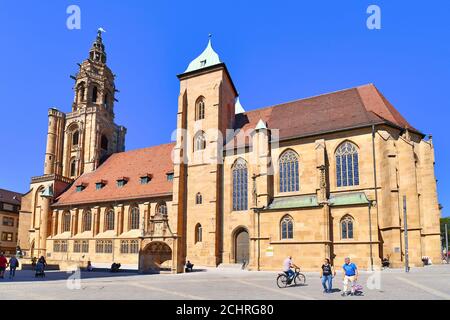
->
[0, 264, 449, 300]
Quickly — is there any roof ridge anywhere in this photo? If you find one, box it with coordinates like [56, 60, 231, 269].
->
[115, 142, 175, 155]
[243, 83, 374, 115]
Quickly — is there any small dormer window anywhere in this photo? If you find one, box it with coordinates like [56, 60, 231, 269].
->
[76, 183, 87, 192]
[116, 177, 129, 188]
[95, 180, 106, 190]
[200, 59, 207, 67]
[140, 174, 152, 185]
[166, 173, 174, 182]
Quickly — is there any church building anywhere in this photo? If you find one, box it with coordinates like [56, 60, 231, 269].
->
[18, 31, 442, 272]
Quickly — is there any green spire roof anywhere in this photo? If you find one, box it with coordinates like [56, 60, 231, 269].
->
[184, 36, 221, 73]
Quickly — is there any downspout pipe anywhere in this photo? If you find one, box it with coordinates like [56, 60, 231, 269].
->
[371, 124, 379, 268]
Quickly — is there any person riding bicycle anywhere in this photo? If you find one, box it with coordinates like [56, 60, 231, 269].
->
[282, 256, 299, 284]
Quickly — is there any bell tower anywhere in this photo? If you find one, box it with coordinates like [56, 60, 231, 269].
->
[61, 29, 126, 178]
[172, 37, 238, 270]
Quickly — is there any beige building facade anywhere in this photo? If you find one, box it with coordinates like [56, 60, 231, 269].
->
[18, 32, 441, 272]
[0, 189, 22, 255]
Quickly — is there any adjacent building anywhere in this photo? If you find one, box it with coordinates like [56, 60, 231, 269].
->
[18, 31, 442, 272]
[0, 188, 22, 255]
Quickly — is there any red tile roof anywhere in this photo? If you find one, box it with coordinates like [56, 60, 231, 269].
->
[0, 188, 22, 206]
[54, 84, 419, 205]
[228, 84, 420, 148]
[53, 143, 175, 206]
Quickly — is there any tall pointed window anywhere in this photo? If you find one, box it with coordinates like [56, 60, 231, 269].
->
[77, 83, 85, 102]
[82, 210, 92, 232]
[101, 135, 108, 151]
[196, 97, 205, 120]
[105, 209, 115, 231]
[341, 215, 354, 239]
[70, 159, 77, 177]
[129, 207, 140, 230]
[92, 86, 98, 103]
[279, 150, 299, 192]
[335, 142, 359, 187]
[280, 215, 294, 240]
[62, 212, 71, 232]
[72, 131, 79, 146]
[194, 131, 206, 151]
[195, 223, 202, 243]
[196, 193, 202, 205]
[232, 158, 248, 211]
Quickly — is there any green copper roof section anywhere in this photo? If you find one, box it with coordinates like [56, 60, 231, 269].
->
[266, 195, 318, 210]
[235, 97, 245, 114]
[329, 192, 369, 206]
[184, 37, 221, 73]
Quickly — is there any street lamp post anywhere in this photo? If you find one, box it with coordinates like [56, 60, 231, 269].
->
[445, 224, 449, 264]
[368, 200, 374, 271]
[403, 196, 410, 273]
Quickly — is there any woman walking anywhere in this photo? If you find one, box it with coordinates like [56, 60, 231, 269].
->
[320, 258, 336, 293]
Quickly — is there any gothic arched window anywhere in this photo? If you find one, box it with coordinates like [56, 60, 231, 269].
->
[104, 92, 109, 109]
[196, 97, 205, 120]
[279, 150, 299, 193]
[70, 158, 77, 177]
[92, 86, 98, 103]
[62, 212, 71, 232]
[72, 131, 79, 146]
[341, 215, 354, 239]
[105, 209, 115, 231]
[280, 215, 293, 240]
[195, 223, 202, 243]
[156, 202, 167, 216]
[129, 207, 140, 230]
[77, 82, 85, 102]
[82, 210, 92, 232]
[232, 158, 248, 211]
[335, 141, 359, 187]
[101, 135, 108, 151]
[194, 131, 206, 151]
[196, 193, 202, 205]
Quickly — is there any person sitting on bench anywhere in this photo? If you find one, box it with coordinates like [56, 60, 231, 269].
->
[185, 261, 194, 272]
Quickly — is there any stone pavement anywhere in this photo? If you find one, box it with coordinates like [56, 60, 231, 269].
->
[0, 264, 449, 300]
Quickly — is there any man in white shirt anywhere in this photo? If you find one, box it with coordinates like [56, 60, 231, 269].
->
[283, 256, 299, 283]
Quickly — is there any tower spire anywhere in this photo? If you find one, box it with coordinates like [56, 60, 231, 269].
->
[89, 28, 107, 64]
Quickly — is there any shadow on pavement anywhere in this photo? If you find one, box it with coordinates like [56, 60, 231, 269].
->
[0, 269, 143, 283]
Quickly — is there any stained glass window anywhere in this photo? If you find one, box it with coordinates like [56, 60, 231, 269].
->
[83, 210, 92, 232]
[279, 150, 299, 192]
[196, 97, 205, 120]
[341, 216, 354, 239]
[194, 131, 206, 151]
[232, 158, 248, 211]
[281, 215, 294, 239]
[62, 212, 71, 232]
[130, 207, 140, 230]
[336, 142, 359, 187]
[105, 210, 115, 231]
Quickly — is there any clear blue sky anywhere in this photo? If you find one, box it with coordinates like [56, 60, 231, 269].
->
[0, 1, 448, 216]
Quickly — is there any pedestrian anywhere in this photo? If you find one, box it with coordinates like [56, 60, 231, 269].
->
[8, 255, 19, 279]
[320, 258, 335, 293]
[341, 257, 358, 296]
[0, 252, 7, 279]
[38, 256, 47, 268]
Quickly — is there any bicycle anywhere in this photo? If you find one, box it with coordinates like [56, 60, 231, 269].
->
[276, 267, 306, 288]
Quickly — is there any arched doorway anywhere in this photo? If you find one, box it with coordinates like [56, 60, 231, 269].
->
[234, 228, 249, 264]
[139, 241, 172, 273]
